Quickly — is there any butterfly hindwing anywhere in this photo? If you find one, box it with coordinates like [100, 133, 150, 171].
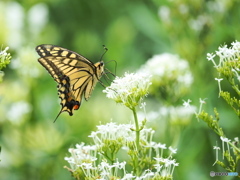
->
[54, 74, 80, 121]
[36, 44, 104, 121]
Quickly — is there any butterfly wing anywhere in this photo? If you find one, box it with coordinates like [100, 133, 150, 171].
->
[36, 44, 104, 121]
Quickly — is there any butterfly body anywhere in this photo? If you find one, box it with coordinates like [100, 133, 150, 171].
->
[36, 44, 104, 121]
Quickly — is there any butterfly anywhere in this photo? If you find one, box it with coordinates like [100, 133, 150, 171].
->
[36, 44, 106, 122]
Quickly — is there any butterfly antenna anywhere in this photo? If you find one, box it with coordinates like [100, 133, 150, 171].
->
[105, 60, 117, 76]
[100, 45, 108, 61]
[53, 109, 63, 123]
[103, 74, 111, 86]
[98, 79, 107, 88]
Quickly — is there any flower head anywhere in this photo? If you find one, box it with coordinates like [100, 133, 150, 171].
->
[0, 46, 11, 82]
[103, 72, 151, 109]
[208, 40, 240, 70]
[0, 46, 11, 69]
[65, 122, 179, 179]
[139, 53, 193, 100]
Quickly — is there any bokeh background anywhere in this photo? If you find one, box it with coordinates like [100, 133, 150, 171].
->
[0, 0, 240, 179]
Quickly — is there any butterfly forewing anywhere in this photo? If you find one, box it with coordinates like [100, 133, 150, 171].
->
[36, 44, 104, 121]
[36, 44, 92, 63]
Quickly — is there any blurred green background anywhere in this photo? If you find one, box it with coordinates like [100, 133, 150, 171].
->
[0, 0, 240, 179]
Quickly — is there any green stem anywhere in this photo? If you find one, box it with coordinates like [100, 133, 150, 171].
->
[132, 106, 140, 176]
[132, 107, 140, 151]
[228, 141, 240, 154]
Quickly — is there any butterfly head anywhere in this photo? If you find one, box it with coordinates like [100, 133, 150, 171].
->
[94, 61, 105, 78]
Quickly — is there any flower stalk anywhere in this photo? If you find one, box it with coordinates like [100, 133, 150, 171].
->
[132, 106, 140, 151]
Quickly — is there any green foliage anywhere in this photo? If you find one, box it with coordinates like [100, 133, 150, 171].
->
[197, 109, 223, 136]
[197, 41, 240, 176]
[220, 91, 240, 117]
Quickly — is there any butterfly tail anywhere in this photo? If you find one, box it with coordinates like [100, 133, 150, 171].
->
[54, 110, 64, 123]
[52, 75, 81, 122]
[53, 100, 80, 123]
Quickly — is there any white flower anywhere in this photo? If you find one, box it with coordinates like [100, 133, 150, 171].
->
[215, 78, 223, 82]
[220, 136, 230, 143]
[234, 137, 239, 142]
[220, 136, 231, 159]
[182, 99, 192, 108]
[27, 3, 48, 37]
[188, 15, 212, 32]
[103, 72, 151, 109]
[154, 163, 163, 172]
[5, 2, 24, 49]
[122, 173, 136, 180]
[140, 169, 154, 179]
[89, 122, 161, 151]
[213, 144, 220, 166]
[215, 78, 223, 96]
[139, 53, 193, 98]
[158, 6, 170, 23]
[156, 143, 167, 150]
[140, 53, 190, 79]
[81, 162, 94, 170]
[89, 122, 135, 144]
[173, 162, 179, 166]
[64, 143, 98, 170]
[213, 146, 220, 150]
[216, 44, 236, 62]
[0, 47, 9, 56]
[169, 146, 177, 154]
[207, 53, 216, 61]
[199, 98, 207, 104]
[0, 46, 11, 72]
[208, 40, 240, 68]
[206, 1, 226, 13]
[179, 4, 189, 14]
[165, 159, 176, 167]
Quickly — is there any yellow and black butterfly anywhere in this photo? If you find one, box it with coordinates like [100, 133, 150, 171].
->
[36, 44, 106, 122]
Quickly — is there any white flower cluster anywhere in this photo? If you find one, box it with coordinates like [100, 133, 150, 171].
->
[207, 40, 240, 67]
[65, 122, 178, 179]
[103, 72, 151, 109]
[213, 136, 239, 166]
[65, 143, 130, 179]
[139, 53, 193, 98]
[188, 14, 212, 32]
[0, 46, 11, 82]
[0, 46, 11, 68]
[207, 40, 240, 92]
[89, 122, 156, 146]
[89, 122, 134, 145]
[0, 46, 10, 57]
